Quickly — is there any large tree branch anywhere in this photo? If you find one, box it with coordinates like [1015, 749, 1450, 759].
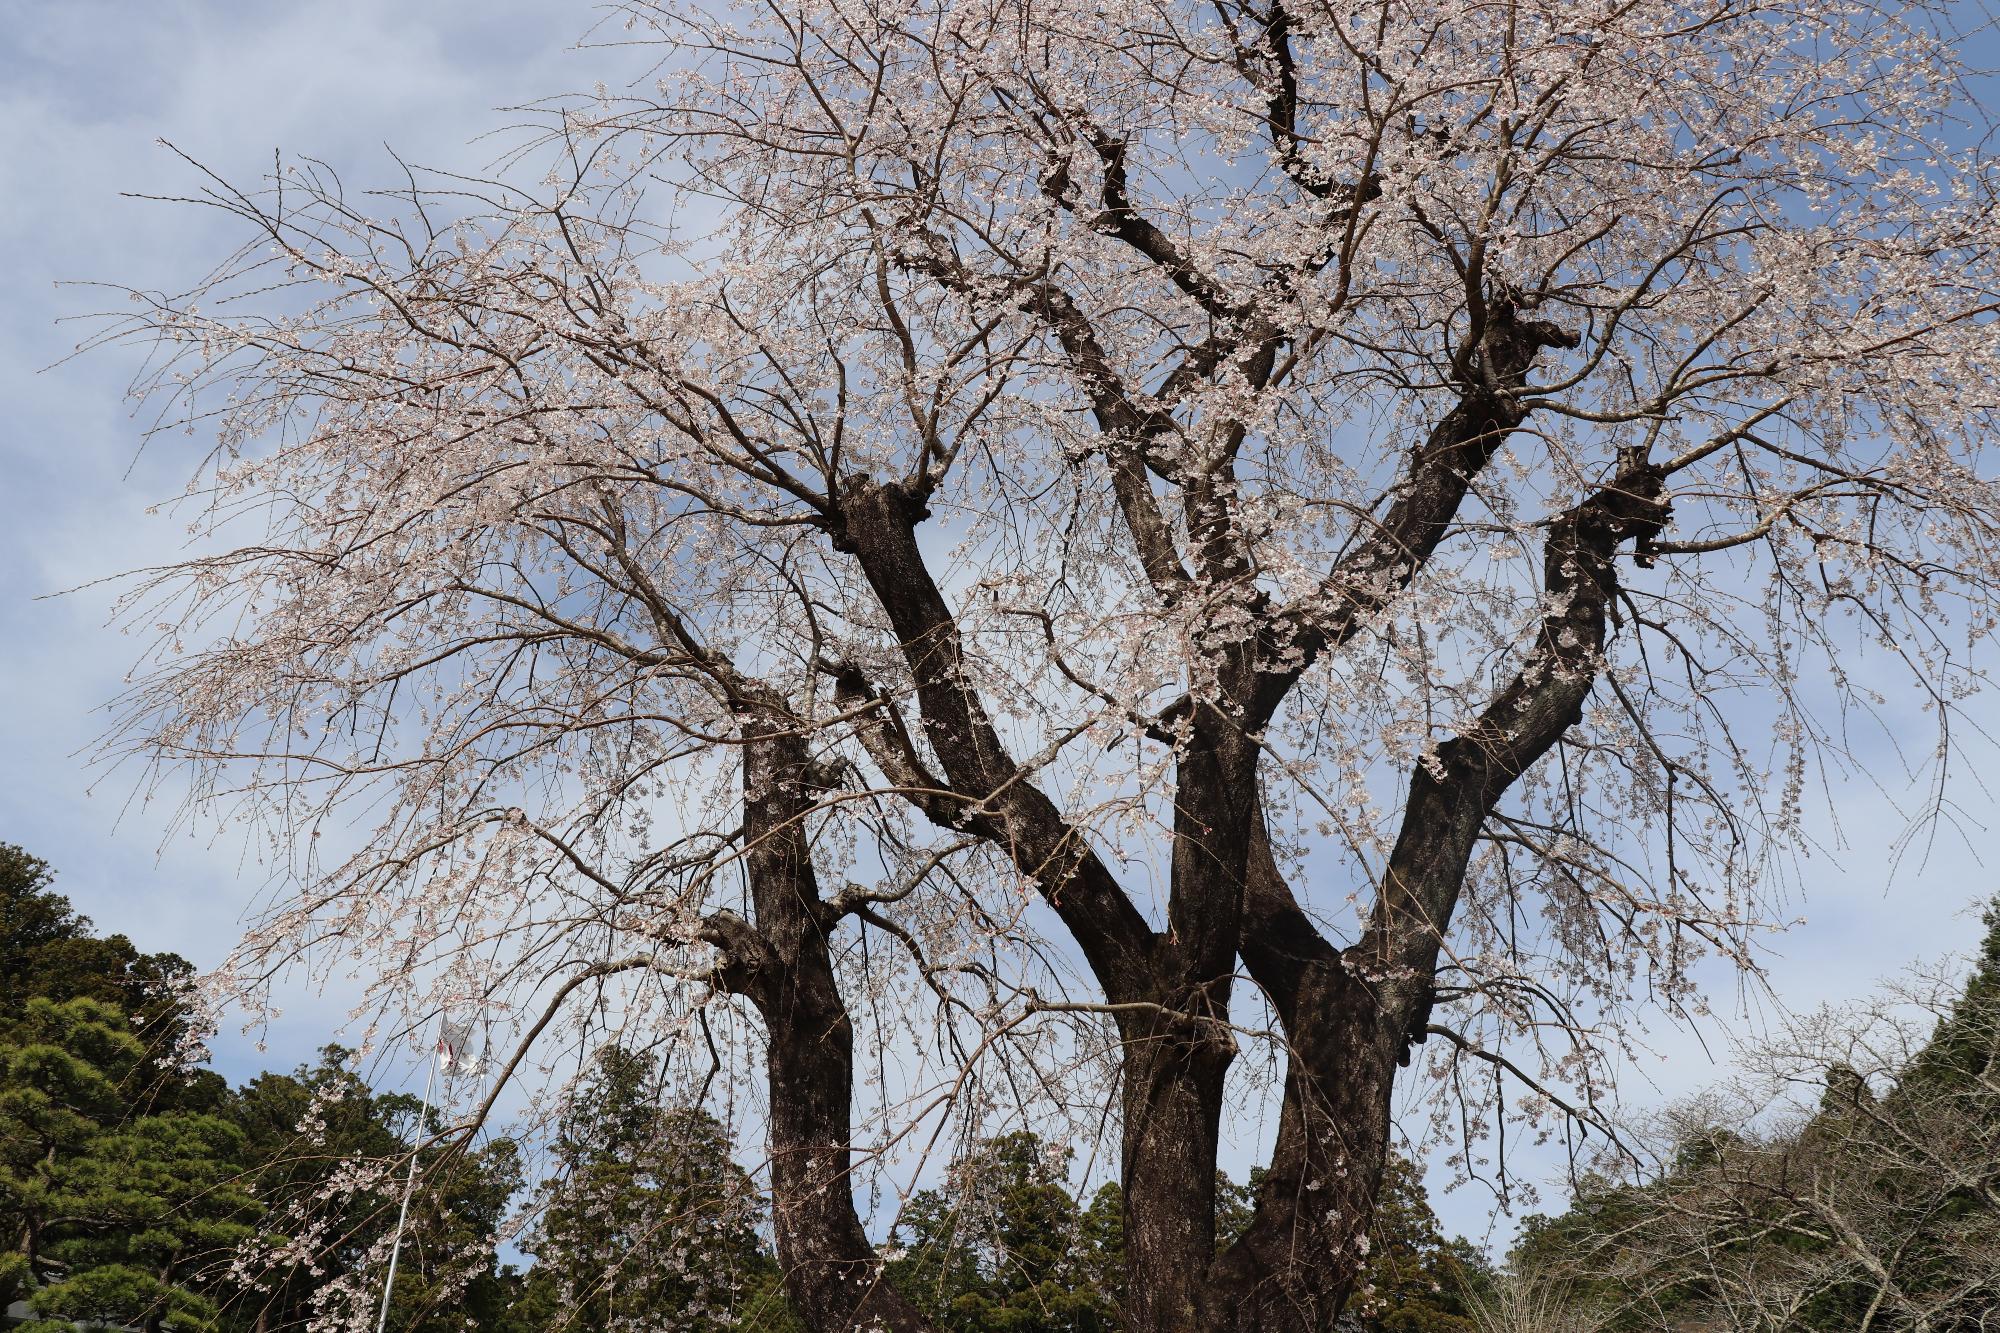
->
[1254, 304, 1580, 722]
[1047, 123, 1249, 324]
[1207, 453, 1668, 1328]
[833, 478, 1159, 1002]
[1355, 451, 1669, 1064]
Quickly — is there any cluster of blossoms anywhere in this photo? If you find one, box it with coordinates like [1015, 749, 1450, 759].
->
[94, 0, 2000, 1326]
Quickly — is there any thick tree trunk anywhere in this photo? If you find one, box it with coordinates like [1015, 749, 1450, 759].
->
[1203, 815, 1403, 1331]
[762, 969, 923, 1331]
[804, 411, 1651, 1332]
[1121, 1011, 1234, 1332]
[1124, 721, 1259, 1332]
[735, 723, 936, 1333]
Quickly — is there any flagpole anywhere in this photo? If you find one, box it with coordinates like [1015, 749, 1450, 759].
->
[375, 1037, 440, 1333]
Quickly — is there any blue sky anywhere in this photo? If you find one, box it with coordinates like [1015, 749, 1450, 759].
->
[0, 0, 619, 1075]
[3, 0, 1998, 1241]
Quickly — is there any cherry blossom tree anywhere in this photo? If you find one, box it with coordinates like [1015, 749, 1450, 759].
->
[95, 0, 2000, 1328]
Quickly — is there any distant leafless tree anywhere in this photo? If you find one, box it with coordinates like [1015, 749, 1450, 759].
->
[1527, 938, 2000, 1330]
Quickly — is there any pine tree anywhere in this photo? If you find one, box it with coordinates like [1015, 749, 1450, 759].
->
[0, 843, 216, 1115]
[0, 996, 136, 1314]
[0, 995, 258, 1332]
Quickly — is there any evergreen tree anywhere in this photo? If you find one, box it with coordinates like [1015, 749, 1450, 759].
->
[0, 996, 135, 1314]
[887, 1133, 1120, 1333]
[1072, 1183, 1125, 1322]
[1, 843, 1505, 1331]
[507, 1048, 777, 1333]
[0, 843, 218, 1115]
[1345, 1156, 1492, 1333]
[0, 995, 258, 1332]
[223, 1049, 399, 1330]
[0, 850, 526, 1333]
[1903, 896, 2000, 1097]
[887, 1137, 1482, 1332]
[1509, 1172, 1665, 1331]
[382, 1135, 524, 1333]
[1502, 893, 2000, 1331]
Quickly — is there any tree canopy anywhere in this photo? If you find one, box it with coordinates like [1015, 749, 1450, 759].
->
[86, 1, 2000, 1328]
[0, 844, 210, 1113]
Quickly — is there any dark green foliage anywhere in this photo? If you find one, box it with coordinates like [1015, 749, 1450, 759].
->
[1212, 1168, 1258, 1251]
[1207, 1158, 1491, 1332]
[222, 1048, 409, 1329]
[1509, 1172, 1666, 1328]
[385, 1135, 525, 1333]
[504, 1047, 782, 1333]
[1347, 1156, 1493, 1332]
[0, 995, 259, 1332]
[1903, 896, 2000, 1098]
[1073, 1182, 1125, 1317]
[887, 1133, 1121, 1332]
[0, 843, 215, 1116]
[0, 995, 143, 1312]
[226, 1047, 523, 1333]
[884, 1134, 1485, 1333]
[0, 848, 525, 1333]
[1, 843, 1499, 1331]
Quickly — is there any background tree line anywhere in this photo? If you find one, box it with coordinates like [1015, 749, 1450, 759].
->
[15, 835, 2000, 1333]
[1494, 900, 2000, 1332]
[0, 844, 1485, 1332]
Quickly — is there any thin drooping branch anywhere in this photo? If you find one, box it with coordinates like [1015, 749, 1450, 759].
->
[92, 6, 2000, 1333]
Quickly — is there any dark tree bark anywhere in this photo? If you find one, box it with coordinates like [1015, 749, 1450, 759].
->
[803, 302, 1613, 1332]
[112, 7, 1978, 1332]
[713, 716, 939, 1332]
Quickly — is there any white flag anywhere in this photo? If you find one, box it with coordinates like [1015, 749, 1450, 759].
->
[437, 1018, 481, 1078]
